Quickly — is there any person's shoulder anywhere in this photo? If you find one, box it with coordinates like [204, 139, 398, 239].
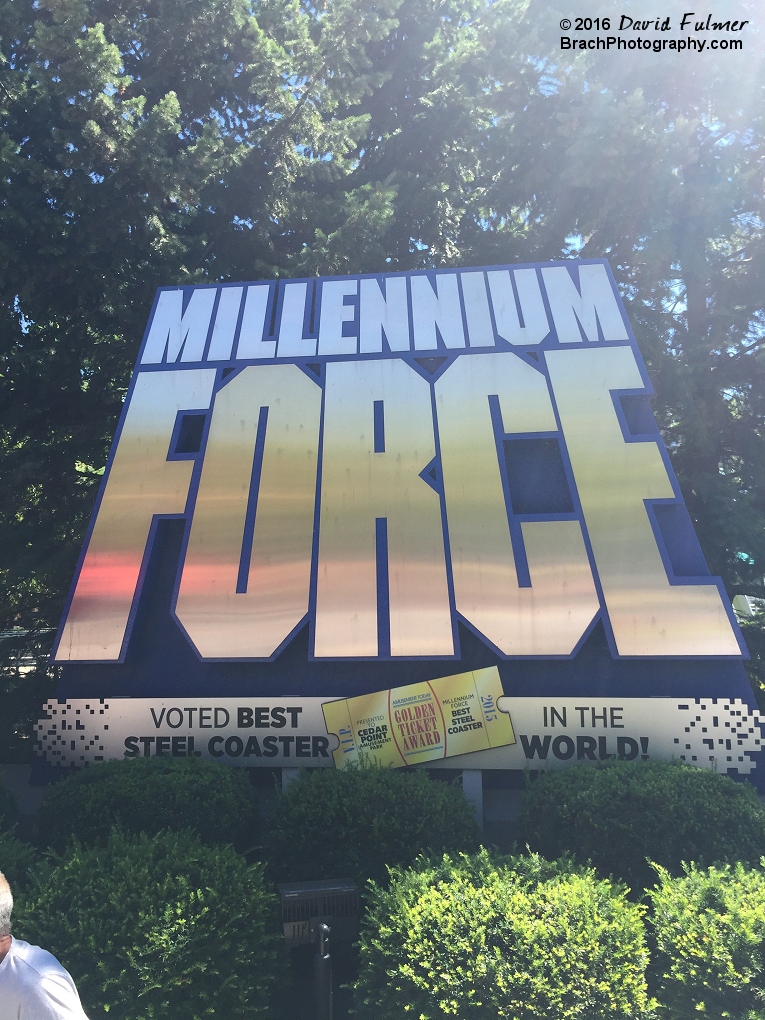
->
[7, 939, 88, 1016]
[10, 939, 69, 981]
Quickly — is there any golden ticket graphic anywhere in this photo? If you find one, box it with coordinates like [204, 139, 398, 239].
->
[322, 666, 515, 768]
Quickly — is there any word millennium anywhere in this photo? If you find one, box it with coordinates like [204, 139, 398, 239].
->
[53, 260, 744, 666]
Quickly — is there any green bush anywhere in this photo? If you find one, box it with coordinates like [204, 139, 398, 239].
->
[35, 755, 259, 852]
[266, 764, 480, 886]
[648, 861, 765, 1020]
[15, 828, 284, 1020]
[353, 849, 654, 1019]
[0, 784, 32, 891]
[521, 761, 765, 892]
[0, 782, 18, 828]
[0, 828, 39, 891]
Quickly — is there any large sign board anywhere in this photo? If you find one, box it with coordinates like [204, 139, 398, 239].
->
[41, 260, 762, 778]
[36, 694, 761, 775]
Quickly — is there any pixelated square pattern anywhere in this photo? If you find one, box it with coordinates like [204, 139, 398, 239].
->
[35, 701, 110, 767]
[673, 699, 763, 774]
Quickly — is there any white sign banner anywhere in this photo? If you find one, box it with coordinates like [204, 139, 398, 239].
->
[36, 696, 764, 775]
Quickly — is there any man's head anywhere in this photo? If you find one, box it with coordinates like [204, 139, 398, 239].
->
[0, 871, 12, 938]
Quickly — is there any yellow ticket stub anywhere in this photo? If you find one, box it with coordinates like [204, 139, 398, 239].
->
[322, 666, 514, 768]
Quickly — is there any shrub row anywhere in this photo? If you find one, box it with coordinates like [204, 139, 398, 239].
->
[354, 851, 765, 1020]
[265, 763, 481, 886]
[0, 783, 38, 891]
[3, 756, 765, 1019]
[521, 759, 765, 892]
[19, 756, 480, 887]
[34, 755, 261, 853]
[6, 830, 765, 1019]
[649, 861, 765, 1020]
[354, 850, 652, 1019]
[0, 828, 38, 890]
[16, 829, 284, 1020]
[1, 757, 481, 1019]
[14, 755, 765, 893]
[0, 781, 18, 828]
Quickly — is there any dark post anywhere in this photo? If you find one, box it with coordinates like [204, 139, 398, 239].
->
[314, 922, 333, 1020]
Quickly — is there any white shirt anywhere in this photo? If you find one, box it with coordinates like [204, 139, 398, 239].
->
[0, 939, 89, 1019]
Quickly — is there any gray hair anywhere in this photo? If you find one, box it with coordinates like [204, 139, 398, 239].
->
[0, 871, 12, 937]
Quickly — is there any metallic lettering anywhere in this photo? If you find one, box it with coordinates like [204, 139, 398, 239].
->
[315, 359, 453, 657]
[546, 345, 741, 656]
[435, 352, 599, 655]
[54, 369, 216, 660]
[175, 365, 321, 658]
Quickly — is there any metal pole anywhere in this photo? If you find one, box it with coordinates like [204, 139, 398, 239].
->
[314, 922, 332, 1020]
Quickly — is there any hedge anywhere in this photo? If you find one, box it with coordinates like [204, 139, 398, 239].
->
[15, 828, 284, 1020]
[353, 849, 654, 1019]
[0, 785, 34, 891]
[266, 764, 480, 886]
[521, 760, 765, 892]
[35, 755, 259, 852]
[648, 861, 765, 1020]
[0, 828, 38, 891]
[0, 782, 18, 828]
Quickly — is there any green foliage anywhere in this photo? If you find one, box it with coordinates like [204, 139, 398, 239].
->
[266, 764, 480, 886]
[0, 664, 56, 764]
[353, 849, 654, 1019]
[15, 828, 284, 1020]
[0, 781, 18, 827]
[648, 861, 765, 1020]
[0, 828, 38, 891]
[521, 761, 765, 893]
[1, 0, 765, 734]
[35, 755, 259, 853]
[0, 782, 36, 891]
